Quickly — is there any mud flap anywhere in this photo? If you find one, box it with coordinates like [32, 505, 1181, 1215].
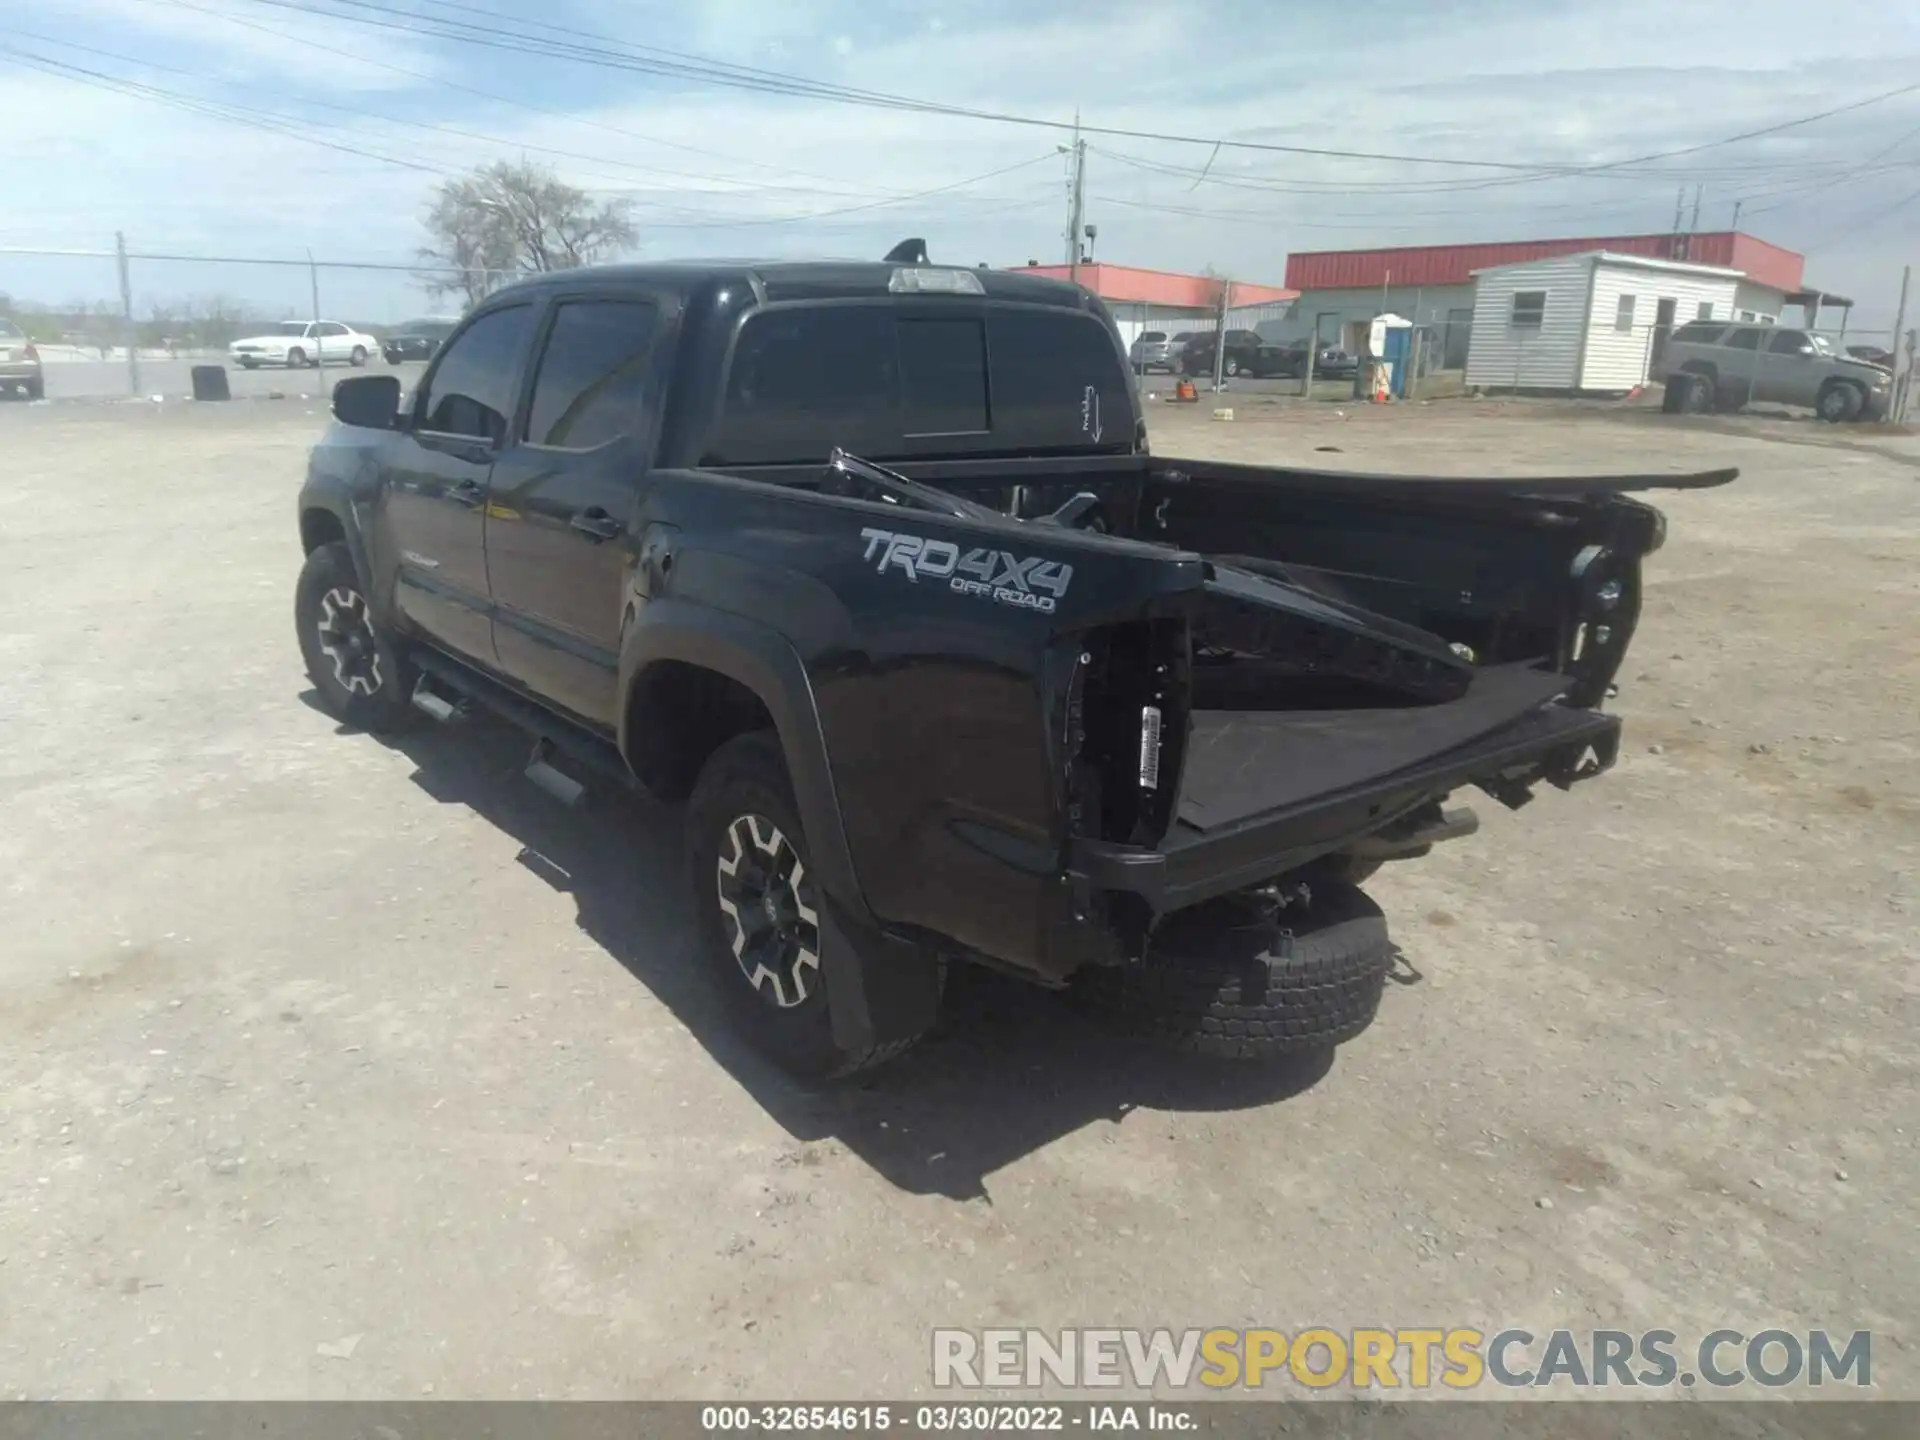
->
[817, 894, 945, 1052]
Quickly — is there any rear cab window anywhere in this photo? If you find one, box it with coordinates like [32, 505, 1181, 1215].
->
[706, 301, 1133, 465]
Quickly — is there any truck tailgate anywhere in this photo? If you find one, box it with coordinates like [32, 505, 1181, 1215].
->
[1177, 662, 1572, 832]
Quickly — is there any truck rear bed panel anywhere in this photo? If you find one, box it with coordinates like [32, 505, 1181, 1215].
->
[1176, 663, 1575, 833]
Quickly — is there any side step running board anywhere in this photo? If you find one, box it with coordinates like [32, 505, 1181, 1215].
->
[524, 739, 586, 809]
[410, 674, 466, 723]
[406, 646, 642, 798]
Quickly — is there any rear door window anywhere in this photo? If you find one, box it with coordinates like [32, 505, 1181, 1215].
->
[524, 299, 662, 450]
[1672, 322, 1725, 344]
[1723, 328, 1764, 351]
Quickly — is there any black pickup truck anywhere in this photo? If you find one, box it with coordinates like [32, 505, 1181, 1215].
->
[295, 255, 1733, 1077]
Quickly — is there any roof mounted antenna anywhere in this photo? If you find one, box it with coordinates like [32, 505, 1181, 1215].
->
[884, 238, 929, 265]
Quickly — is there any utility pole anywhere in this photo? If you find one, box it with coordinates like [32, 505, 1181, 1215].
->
[1688, 184, 1703, 234]
[1889, 264, 1911, 424]
[1066, 113, 1087, 288]
[1212, 280, 1232, 392]
[115, 230, 140, 398]
[1671, 188, 1686, 234]
[1731, 199, 1743, 231]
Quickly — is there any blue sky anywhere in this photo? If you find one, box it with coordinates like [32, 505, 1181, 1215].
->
[3, 0, 1918, 328]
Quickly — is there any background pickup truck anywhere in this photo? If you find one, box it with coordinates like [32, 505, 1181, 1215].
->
[296, 256, 1734, 1078]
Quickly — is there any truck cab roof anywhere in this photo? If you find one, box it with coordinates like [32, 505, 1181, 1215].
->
[491, 260, 1100, 313]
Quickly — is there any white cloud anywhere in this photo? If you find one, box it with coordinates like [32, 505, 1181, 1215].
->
[2, 0, 1917, 326]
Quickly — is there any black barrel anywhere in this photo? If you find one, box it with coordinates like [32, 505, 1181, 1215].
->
[190, 365, 231, 402]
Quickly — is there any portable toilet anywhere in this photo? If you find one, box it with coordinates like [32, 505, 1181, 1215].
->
[1368, 313, 1413, 399]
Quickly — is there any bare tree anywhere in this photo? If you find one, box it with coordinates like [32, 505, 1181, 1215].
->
[418, 160, 636, 306]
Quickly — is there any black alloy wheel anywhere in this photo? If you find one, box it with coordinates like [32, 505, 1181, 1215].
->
[715, 812, 822, 1009]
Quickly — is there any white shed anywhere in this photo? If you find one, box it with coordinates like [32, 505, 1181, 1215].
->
[1465, 252, 1743, 393]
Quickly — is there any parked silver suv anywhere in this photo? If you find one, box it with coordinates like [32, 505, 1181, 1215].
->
[1656, 321, 1891, 422]
[1129, 330, 1193, 373]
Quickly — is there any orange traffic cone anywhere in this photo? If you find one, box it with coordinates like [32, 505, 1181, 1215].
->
[1174, 379, 1198, 402]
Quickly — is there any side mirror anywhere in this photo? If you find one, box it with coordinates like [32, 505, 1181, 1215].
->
[1799, 344, 1816, 356]
[332, 373, 402, 430]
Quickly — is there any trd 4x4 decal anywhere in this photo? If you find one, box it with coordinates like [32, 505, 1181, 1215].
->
[860, 528, 1073, 614]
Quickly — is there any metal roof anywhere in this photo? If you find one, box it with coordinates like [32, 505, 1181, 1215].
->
[1010, 263, 1296, 309]
[1286, 232, 1805, 293]
[1469, 251, 1745, 280]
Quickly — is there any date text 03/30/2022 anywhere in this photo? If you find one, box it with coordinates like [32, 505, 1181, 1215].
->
[701, 1405, 1195, 1432]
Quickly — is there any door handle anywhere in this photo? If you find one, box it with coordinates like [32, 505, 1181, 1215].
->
[448, 478, 485, 507]
[569, 508, 622, 541]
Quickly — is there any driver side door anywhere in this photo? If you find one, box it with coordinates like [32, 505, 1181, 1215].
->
[374, 302, 539, 666]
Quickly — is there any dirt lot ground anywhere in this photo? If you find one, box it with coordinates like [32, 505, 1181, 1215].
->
[0, 395, 1913, 1403]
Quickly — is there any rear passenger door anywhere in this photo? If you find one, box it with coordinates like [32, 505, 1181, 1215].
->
[1718, 326, 1764, 404]
[484, 290, 672, 727]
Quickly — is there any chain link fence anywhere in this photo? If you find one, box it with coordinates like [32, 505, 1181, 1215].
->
[3, 238, 1914, 421]
[0, 238, 518, 398]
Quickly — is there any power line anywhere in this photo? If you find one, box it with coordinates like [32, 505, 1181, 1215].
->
[0, 41, 1058, 234]
[253, 0, 1920, 177]
[0, 46, 446, 175]
[0, 26, 899, 200]
[130, 0, 911, 197]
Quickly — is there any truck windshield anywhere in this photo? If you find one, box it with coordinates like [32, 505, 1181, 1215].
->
[708, 302, 1133, 465]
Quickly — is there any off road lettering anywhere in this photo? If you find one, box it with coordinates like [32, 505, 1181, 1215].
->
[862, 529, 1073, 613]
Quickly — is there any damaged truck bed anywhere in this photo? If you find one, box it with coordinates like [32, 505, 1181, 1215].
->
[297, 254, 1735, 1075]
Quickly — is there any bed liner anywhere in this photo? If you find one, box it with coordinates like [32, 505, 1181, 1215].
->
[1176, 662, 1575, 833]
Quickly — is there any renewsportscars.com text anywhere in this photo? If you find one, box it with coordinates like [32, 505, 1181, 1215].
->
[931, 1328, 1872, 1392]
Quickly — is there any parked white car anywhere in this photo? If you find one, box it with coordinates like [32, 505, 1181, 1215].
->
[229, 321, 379, 369]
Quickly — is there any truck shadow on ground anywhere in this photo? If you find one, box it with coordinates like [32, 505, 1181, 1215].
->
[330, 698, 1337, 1201]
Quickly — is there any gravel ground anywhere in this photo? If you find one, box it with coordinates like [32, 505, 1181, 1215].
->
[0, 396, 1912, 1403]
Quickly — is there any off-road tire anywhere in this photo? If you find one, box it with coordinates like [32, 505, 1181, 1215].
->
[1077, 883, 1393, 1059]
[1224, 356, 1241, 377]
[1682, 371, 1716, 413]
[1817, 380, 1863, 424]
[295, 541, 413, 731]
[686, 731, 929, 1079]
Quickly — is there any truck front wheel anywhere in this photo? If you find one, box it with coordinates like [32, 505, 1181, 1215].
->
[686, 732, 927, 1078]
[1076, 882, 1394, 1059]
[1817, 381, 1863, 423]
[295, 542, 413, 731]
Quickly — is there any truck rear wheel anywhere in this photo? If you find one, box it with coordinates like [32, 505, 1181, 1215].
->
[686, 732, 927, 1079]
[1076, 883, 1393, 1059]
